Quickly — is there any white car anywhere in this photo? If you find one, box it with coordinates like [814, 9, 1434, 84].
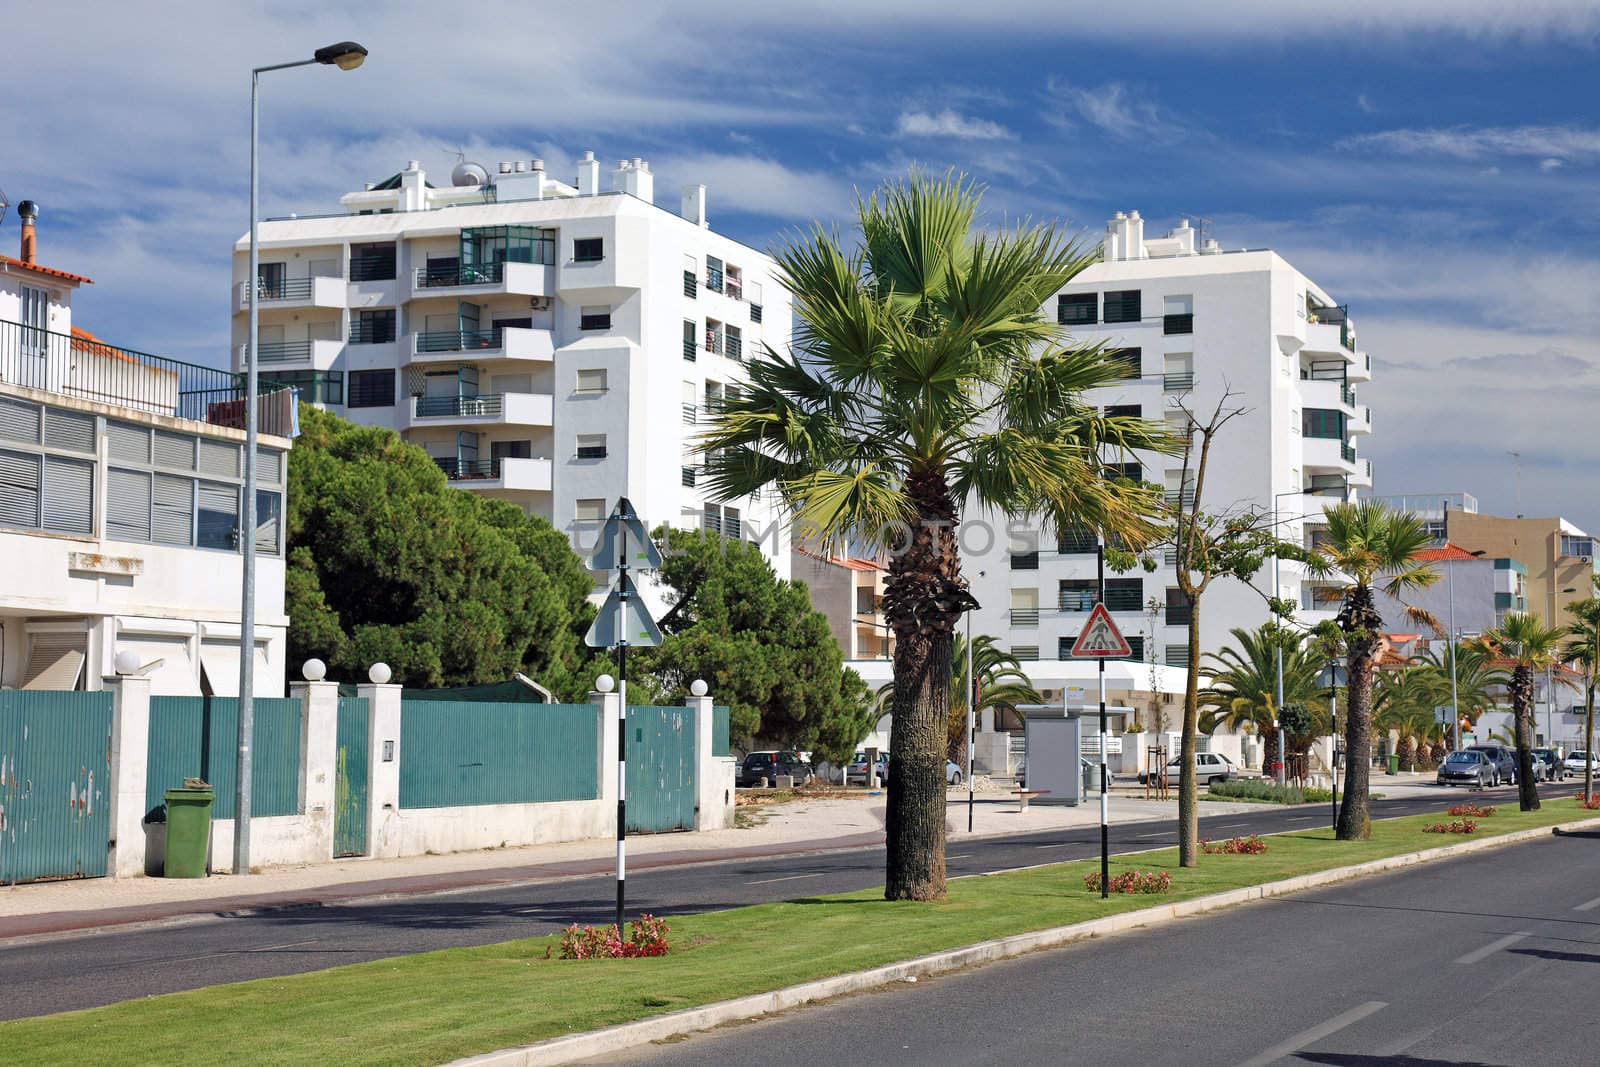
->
[1138, 751, 1238, 786]
[1566, 751, 1596, 775]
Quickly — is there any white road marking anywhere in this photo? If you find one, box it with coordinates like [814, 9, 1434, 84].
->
[747, 873, 824, 885]
[1236, 1001, 1387, 1067]
[1034, 843, 1073, 849]
[1290, 816, 1317, 821]
[1137, 832, 1166, 839]
[1575, 895, 1600, 912]
[1454, 932, 1532, 965]
[947, 853, 972, 859]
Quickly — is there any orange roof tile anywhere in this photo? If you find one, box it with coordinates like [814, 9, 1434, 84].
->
[794, 547, 884, 572]
[0, 254, 92, 285]
[1413, 543, 1481, 562]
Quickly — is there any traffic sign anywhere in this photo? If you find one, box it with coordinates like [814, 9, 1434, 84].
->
[1434, 706, 1452, 725]
[589, 496, 662, 572]
[1070, 604, 1132, 658]
[585, 571, 663, 648]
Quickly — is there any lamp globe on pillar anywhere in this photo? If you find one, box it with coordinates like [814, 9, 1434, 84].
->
[596, 674, 616, 694]
[690, 679, 709, 697]
[114, 650, 143, 676]
[301, 658, 327, 682]
[367, 662, 392, 685]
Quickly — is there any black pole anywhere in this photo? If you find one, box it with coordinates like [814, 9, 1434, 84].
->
[617, 638, 627, 932]
[1329, 670, 1339, 834]
[1098, 540, 1109, 899]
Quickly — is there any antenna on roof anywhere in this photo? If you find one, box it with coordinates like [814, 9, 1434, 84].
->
[0, 184, 9, 226]
[1185, 213, 1214, 247]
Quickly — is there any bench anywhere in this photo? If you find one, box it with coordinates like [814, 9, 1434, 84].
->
[1011, 789, 1050, 812]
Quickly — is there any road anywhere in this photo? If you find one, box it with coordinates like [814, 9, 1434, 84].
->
[601, 819, 1600, 1066]
[0, 781, 1573, 1021]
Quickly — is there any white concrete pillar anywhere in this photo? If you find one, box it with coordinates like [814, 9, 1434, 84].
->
[107, 674, 152, 878]
[593, 686, 620, 806]
[685, 692, 733, 830]
[360, 681, 404, 858]
[290, 680, 340, 863]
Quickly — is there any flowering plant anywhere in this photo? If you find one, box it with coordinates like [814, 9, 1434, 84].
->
[1084, 870, 1172, 894]
[1423, 819, 1478, 834]
[1447, 803, 1495, 817]
[559, 913, 671, 959]
[1200, 835, 1268, 855]
[1575, 792, 1600, 811]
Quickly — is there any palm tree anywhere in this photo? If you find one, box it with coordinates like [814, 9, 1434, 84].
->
[1199, 624, 1323, 771]
[874, 633, 1042, 764]
[1485, 612, 1566, 811]
[1565, 591, 1600, 802]
[1416, 640, 1500, 746]
[1306, 501, 1438, 839]
[703, 172, 1168, 900]
[1375, 666, 1446, 770]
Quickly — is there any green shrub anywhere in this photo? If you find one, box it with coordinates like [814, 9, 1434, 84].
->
[1208, 779, 1308, 804]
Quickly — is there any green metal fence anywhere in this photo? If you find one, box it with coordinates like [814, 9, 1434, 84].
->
[626, 706, 697, 833]
[0, 691, 113, 884]
[712, 705, 731, 757]
[146, 697, 301, 818]
[398, 701, 597, 809]
[334, 697, 370, 857]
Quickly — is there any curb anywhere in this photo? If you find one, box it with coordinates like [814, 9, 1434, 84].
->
[455, 814, 1600, 1067]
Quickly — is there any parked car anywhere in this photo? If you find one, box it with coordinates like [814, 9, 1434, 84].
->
[946, 759, 963, 786]
[1566, 751, 1596, 776]
[738, 750, 812, 787]
[1436, 749, 1495, 788]
[1466, 744, 1517, 785]
[1138, 751, 1237, 786]
[847, 751, 890, 786]
[1532, 748, 1565, 781]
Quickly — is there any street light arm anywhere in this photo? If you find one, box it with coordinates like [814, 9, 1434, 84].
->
[253, 58, 321, 75]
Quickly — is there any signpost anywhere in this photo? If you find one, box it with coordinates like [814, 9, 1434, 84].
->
[1069, 544, 1132, 899]
[583, 498, 663, 931]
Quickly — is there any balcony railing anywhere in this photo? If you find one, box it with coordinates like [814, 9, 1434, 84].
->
[1162, 313, 1194, 335]
[725, 334, 743, 362]
[750, 303, 763, 324]
[434, 457, 501, 480]
[683, 270, 697, 298]
[1341, 442, 1357, 463]
[681, 465, 698, 487]
[1302, 360, 1347, 382]
[414, 262, 505, 288]
[1057, 528, 1097, 554]
[1164, 489, 1196, 507]
[682, 403, 697, 424]
[0, 318, 294, 436]
[1165, 604, 1193, 626]
[256, 340, 312, 364]
[1010, 608, 1040, 627]
[683, 339, 697, 362]
[706, 267, 724, 293]
[349, 256, 396, 282]
[1163, 372, 1194, 392]
[417, 329, 504, 353]
[414, 394, 504, 418]
[1060, 591, 1097, 612]
[349, 321, 397, 345]
[1341, 384, 1357, 407]
[255, 277, 313, 301]
[725, 280, 743, 301]
[1011, 551, 1039, 570]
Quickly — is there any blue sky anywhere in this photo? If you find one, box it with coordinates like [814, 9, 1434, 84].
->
[7, 2, 1599, 529]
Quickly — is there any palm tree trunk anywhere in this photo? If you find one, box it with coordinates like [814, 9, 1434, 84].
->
[1512, 665, 1541, 812]
[1179, 600, 1201, 867]
[1586, 676, 1596, 803]
[1337, 586, 1380, 840]
[881, 469, 962, 901]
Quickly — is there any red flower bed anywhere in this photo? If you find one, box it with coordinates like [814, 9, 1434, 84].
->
[1084, 870, 1172, 894]
[1200, 835, 1268, 855]
[1447, 803, 1496, 817]
[559, 913, 670, 959]
[1575, 792, 1600, 811]
[1423, 819, 1478, 834]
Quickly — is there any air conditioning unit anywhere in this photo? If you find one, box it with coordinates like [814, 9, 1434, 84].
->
[1581, 555, 1592, 564]
[529, 296, 553, 311]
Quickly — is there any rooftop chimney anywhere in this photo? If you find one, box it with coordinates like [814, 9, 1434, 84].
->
[682, 183, 708, 227]
[612, 157, 655, 203]
[577, 151, 600, 196]
[18, 200, 38, 265]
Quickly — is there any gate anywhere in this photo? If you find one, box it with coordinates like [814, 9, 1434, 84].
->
[334, 697, 370, 857]
[625, 706, 696, 833]
[0, 691, 113, 884]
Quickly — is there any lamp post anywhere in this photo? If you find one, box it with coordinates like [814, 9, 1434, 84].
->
[1317, 659, 1347, 831]
[1272, 487, 1327, 787]
[235, 40, 367, 877]
[1442, 518, 1487, 753]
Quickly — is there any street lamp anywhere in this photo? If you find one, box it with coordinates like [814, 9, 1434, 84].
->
[1316, 659, 1348, 831]
[1443, 523, 1487, 753]
[236, 40, 368, 877]
[1272, 486, 1336, 786]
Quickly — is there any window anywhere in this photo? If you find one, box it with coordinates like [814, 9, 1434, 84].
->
[1057, 526, 1097, 554]
[350, 309, 396, 344]
[703, 502, 742, 538]
[1105, 404, 1141, 419]
[706, 255, 724, 293]
[1561, 535, 1595, 558]
[1302, 408, 1346, 439]
[576, 433, 608, 460]
[682, 464, 697, 487]
[269, 370, 344, 406]
[107, 468, 152, 541]
[197, 481, 239, 550]
[1060, 579, 1096, 612]
[1012, 645, 1039, 662]
[1163, 294, 1194, 335]
[255, 489, 281, 554]
[42, 457, 93, 535]
[1121, 636, 1145, 662]
[1058, 636, 1078, 659]
[349, 243, 397, 282]
[1102, 289, 1142, 324]
[1011, 550, 1039, 570]
[705, 319, 723, 355]
[576, 369, 608, 395]
[256, 262, 286, 298]
[1165, 587, 1191, 625]
[575, 499, 606, 524]
[1104, 461, 1142, 482]
[1106, 347, 1142, 379]
[725, 324, 743, 362]
[1057, 293, 1096, 326]
[580, 306, 611, 331]
[1010, 588, 1039, 627]
[1165, 644, 1190, 668]
[0, 448, 41, 529]
[574, 237, 604, 262]
[348, 370, 396, 408]
[683, 320, 698, 361]
[1105, 578, 1142, 612]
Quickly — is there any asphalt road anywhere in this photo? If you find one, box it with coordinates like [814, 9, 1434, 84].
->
[0, 781, 1576, 1021]
[601, 815, 1600, 1066]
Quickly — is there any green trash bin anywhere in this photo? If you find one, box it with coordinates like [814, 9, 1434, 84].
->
[163, 782, 215, 878]
[1386, 754, 1400, 776]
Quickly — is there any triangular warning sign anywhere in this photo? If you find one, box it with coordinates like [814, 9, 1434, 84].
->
[589, 497, 663, 572]
[584, 571, 664, 649]
[1069, 603, 1132, 658]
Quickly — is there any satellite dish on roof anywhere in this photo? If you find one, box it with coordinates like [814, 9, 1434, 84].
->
[451, 161, 490, 187]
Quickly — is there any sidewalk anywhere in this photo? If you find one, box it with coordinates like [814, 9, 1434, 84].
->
[0, 776, 1443, 940]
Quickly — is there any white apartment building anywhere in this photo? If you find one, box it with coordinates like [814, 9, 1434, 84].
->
[966, 211, 1374, 678]
[231, 153, 790, 607]
[1, 202, 291, 695]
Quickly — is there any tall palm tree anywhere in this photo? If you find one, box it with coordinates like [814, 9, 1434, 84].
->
[874, 633, 1042, 763]
[1199, 624, 1323, 771]
[1375, 666, 1446, 770]
[1416, 640, 1500, 744]
[703, 172, 1168, 900]
[1565, 592, 1600, 802]
[1306, 501, 1438, 839]
[1485, 612, 1566, 811]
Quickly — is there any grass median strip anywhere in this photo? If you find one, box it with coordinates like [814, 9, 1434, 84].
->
[3, 800, 1590, 1066]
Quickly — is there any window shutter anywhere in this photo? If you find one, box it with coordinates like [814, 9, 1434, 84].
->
[154, 430, 196, 471]
[24, 631, 88, 688]
[152, 474, 193, 546]
[107, 421, 150, 463]
[0, 397, 42, 444]
[197, 480, 239, 549]
[255, 449, 282, 484]
[42, 456, 93, 535]
[0, 448, 42, 527]
[43, 409, 96, 453]
[198, 439, 240, 477]
[255, 490, 281, 555]
[106, 468, 152, 541]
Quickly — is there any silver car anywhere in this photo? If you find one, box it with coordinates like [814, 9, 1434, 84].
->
[1139, 751, 1237, 786]
[1437, 750, 1494, 788]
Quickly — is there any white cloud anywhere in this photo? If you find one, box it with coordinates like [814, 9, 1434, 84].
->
[1340, 124, 1600, 162]
[1540, 157, 1565, 171]
[1357, 93, 1379, 114]
[894, 110, 1013, 141]
[1042, 79, 1183, 142]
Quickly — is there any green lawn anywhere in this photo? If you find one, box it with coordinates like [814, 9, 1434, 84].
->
[4, 800, 1592, 1066]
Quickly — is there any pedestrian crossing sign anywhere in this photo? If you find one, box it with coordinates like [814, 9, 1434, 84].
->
[1070, 603, 1132, 658]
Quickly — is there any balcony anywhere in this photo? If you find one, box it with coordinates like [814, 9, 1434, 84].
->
[234, 275, 345, 312]
[242, 338, 342, 369]
[409, 327, 553, 364]
[1303, 320, 1357, 363]
[405, 391, 553, 429]
[1060, 591, 1097, 612]
[1302, 435, 1357, 474]
[434, 456, 552, 492]
[409, 261, 554, 299]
